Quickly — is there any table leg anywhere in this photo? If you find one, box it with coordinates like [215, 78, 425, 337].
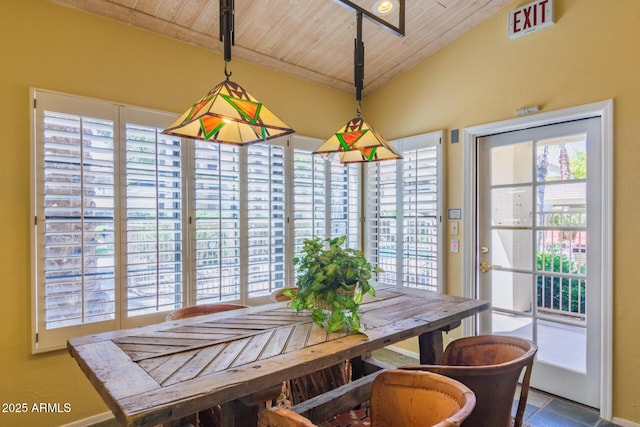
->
[418, 330, 444, 365]
[196, 407, 221, 427]
[218, 399, 258, 427]
[350, 355, 364, 380]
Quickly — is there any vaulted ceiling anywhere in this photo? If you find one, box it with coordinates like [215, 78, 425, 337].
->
[52, 0, 511, 94]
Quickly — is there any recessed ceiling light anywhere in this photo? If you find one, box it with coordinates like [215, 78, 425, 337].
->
[372, 0, 396, 16]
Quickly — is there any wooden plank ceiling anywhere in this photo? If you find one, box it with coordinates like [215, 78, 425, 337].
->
[52, 0, 510, 93]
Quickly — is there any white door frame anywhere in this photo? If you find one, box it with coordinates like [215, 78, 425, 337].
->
[461, 100, 613, 420]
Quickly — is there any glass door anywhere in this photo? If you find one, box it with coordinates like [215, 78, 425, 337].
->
[477, 117, 601, 407]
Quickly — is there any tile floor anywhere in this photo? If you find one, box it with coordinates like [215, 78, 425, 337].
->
[519, 387, 619, 427]
[372, 348, 619, 427]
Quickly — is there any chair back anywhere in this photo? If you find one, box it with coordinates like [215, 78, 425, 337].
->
[270, 288, 293, 302]
[401, 335, 537, 427]
[370, 369, 476, 427]
[165, 302, 248, 321]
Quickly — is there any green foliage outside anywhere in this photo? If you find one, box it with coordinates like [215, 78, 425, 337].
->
[569, 150, 587, 179]
[536, 249, 586, 315]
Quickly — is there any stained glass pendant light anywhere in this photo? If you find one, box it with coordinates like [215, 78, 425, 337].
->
[313, 116, 402, 163]
[163, 0, 294, 145]
[313, 7, 402, 163]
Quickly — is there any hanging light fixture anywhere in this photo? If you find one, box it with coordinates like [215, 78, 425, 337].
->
[313, 3, 404, 163]
[163, 0, 295, 145]
[313, 116, 402, 163]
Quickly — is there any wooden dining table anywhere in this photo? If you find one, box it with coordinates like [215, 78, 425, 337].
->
[67, 286, 489, 427]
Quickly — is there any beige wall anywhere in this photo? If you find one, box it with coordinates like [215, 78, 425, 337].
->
[2, 0, 639, 425]
[367, 0, 639, 423]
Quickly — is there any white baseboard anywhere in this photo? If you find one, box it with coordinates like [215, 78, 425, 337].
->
[613, 417, 640, 427]
[59, 411, 114, 427]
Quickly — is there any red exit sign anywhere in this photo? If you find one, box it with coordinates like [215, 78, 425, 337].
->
[509, 0, 554, 39]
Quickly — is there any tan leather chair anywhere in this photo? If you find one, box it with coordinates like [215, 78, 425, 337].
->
[371, 369, 476, 427]
[400, 335, 537, 427]
[270, 287, 294, 302]
[259, 370, 476, 427]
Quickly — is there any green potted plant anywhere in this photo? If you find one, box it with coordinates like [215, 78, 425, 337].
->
[284, 235, 381, 333]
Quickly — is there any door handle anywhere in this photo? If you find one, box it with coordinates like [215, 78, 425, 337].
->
[479, 260, 493, 273]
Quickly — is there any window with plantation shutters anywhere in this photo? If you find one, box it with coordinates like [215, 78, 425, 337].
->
[32, 90, 363, 353]
[193, 142, 242, 302]
[33, 91, 119, 351]
[365, 132, 443, 291]
[291, 136, 361, 257]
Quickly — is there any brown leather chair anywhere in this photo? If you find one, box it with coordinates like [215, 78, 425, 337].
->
[259, 407, 318, 427]
[258, 370, 476, 427]
[400, 335, 537, 427]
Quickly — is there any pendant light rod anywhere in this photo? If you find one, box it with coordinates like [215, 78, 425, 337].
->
[313, 0, 404, 163]
[334, 0, 405, 37]
[354, 11, 364, 105]
[220, 0, 235, 63]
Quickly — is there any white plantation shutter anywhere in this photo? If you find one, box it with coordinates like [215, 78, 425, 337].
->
[292, 147, 326, 244]
[402, 143, 440, 290]
[291, 136, 361, 257]
[42, 113, 117, 327]
[33, 91, 119, 351]
[367, 157, 399, 284]
[193, 142, 241, 302]
[331, 162, 361, 250]
[123, 119, 184, 316]
[366, 132, 443, 291]
[247, 143, 287, 297]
